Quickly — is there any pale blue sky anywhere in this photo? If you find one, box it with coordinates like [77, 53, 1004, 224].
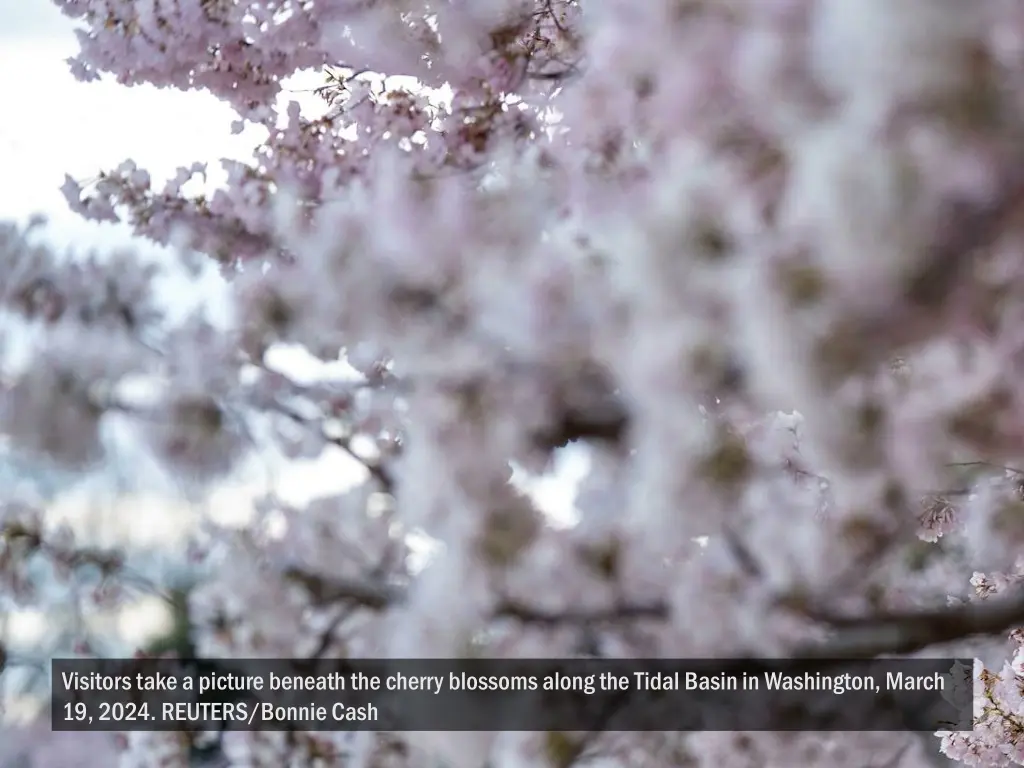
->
[0, 1, 256, 250]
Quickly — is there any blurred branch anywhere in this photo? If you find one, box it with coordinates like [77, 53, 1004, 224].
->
[282, 567, 398, 609]
[534, 400, 629, 450]
[945, 461, 1024, 475]
[282, 566, 667, 624]
[913, 167, 1024, 309]
[794, 588, 1024, 658]
[1, 520, 131, 579]
[495, 598, 667, 625]
[531, 363, 630, 451]
[266, 398, 397, 493]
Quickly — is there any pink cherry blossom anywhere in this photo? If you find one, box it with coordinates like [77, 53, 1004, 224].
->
[7, 0, 1024, 765]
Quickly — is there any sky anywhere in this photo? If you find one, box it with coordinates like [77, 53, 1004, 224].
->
[0, 4, 251, 249]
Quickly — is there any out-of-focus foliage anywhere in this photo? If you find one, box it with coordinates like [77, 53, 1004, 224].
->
[4, 0, 1024, 765]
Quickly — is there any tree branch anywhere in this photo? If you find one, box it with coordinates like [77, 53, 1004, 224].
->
[282, 567, 398, 609]
[495, 598, 668, 625]
[268, 398, 396, 493]
[532, 363, 630, 451]
[283, 563, 1024, 658]
[329, 433, 396, 493]
[534, 402, 629, 450]
[795, 589, 1024, 659]
[282, 566, 668, 624]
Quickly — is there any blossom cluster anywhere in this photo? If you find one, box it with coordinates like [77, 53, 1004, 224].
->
[5, 0, 1024, 766]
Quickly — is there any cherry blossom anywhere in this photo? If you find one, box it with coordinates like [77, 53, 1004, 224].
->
[7, 0, 1024, 766]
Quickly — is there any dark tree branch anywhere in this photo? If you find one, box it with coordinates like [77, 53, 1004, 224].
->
[795, 588, 1024, 658]
[495, 598, 668, 625]
[329, 433, 396, 493]
[283, 562, 1024, 659]
[907, 166, 1024, 310]
[282, 567, 398, 609]
[532, 363, 630, 451]
[267, 398, 396, 493]
[282, 566, 667, 625]
[535, 403, 629, 450]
